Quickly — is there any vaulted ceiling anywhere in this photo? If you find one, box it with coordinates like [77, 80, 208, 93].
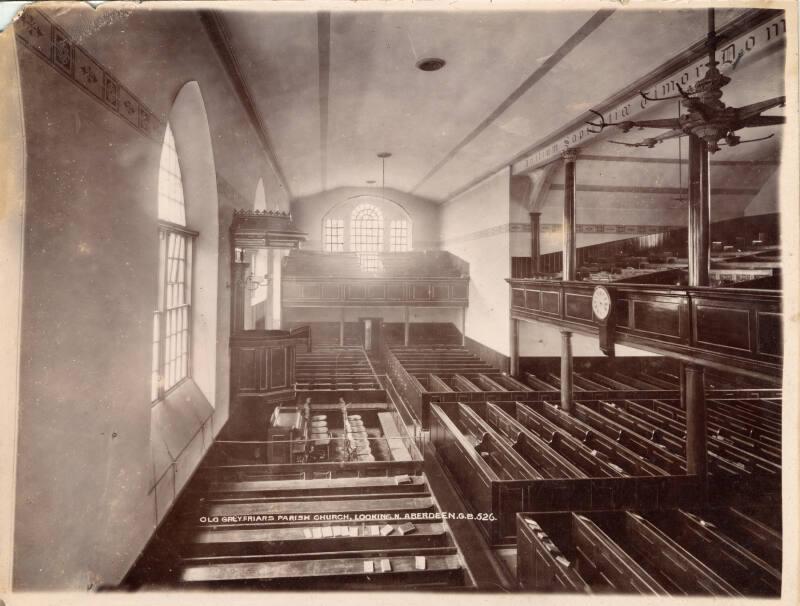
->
[213, 5, 785, 203]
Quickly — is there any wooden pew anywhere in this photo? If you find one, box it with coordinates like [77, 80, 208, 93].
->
[494, 374, 532, 391]
[691, 508, 782, 570]
[378, 412, 413, 462]
[571, 513, 669, 594]
[180, 552, 463, 586]
[601, 512, 739, 595]
[517, 515, 590, 592]
[205, 475, 427, 499]
[514, 403, 622, 478]
[187, 521, 449, 557]
[646, 509, 781, 596]
[485, 403, 587, 479]
[570, 402, 686, 474]
[522, 401, 669, 476]
[191, 496, 435, 520]
[474, 374, 507, 391]
[427, 374, 453, 392]
[452, 374, 482, 392]
[589, 400, 747, 477]
[524, 373, 558, 392]
[455, 403, 541, 480]
[615, 399, 779, 475]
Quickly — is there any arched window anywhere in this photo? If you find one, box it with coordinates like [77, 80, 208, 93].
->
[152, 121, 197, 401]
[351, 203, 383, 271]
[158, 122, 186, 226]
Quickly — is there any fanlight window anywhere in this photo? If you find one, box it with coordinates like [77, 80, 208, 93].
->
[351, 204, 383, 271]
[157, 122, 186, 226]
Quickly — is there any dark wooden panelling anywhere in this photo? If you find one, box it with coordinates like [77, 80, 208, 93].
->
[301, 283, 321, 299]
[542, 291, 560, 314]
[237, 348, 258, 392]
[526, 290, 541, 311]
[321, 284, 340, 299]
[512, 288, 525, 308]
[346, 284, 366, 300]
[508, 279, 782, 378]
[565, 293, 592, 321]
[269, 347, 287, 388]
[451, 282, 468, 299]
[695, 305, 751, 351]
[633, 300, 680, 337]
[365, 283, 386, 299]
[284, 282, 302, 298]
[432, 285, 450, 301]
[386, 283, 406, 300]
[412, 284, 431, 300]
[616, 299, 630, 327]
[757, 312, 782, 357]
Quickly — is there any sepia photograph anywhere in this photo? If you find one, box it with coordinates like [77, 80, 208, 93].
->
[0, 0, 797, 602]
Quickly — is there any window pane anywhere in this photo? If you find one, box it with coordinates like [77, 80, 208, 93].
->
[157, 123, 186, 226]
[390, 219, 411, 252]
[323, 218, 344, 252]
[351, 204, 383, 271]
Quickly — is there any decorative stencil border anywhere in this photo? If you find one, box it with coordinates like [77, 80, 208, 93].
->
[440, 222, 684, 246]
[16, 7, 255, 211]
[15, 7, 163, 142]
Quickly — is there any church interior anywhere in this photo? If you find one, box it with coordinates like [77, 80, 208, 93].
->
[0, 1, 795, 596]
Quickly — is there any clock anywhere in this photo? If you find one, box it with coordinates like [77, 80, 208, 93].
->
[591, 286, 612, 321]
[592, 285, 616, 356]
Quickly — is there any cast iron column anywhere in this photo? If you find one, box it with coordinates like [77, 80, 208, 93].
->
[685, 364, 708, 478]
[562, 149, 579, 281]
[560, 329, 574, 414]
[530, 211, 541, 275]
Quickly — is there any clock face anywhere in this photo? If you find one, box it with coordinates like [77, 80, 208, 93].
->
[592, 287, 612, 320]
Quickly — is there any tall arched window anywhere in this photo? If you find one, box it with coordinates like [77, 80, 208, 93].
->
[351, 203, 383, 271]
[158, 123, 186, 226]
[152, 121, 197, 401]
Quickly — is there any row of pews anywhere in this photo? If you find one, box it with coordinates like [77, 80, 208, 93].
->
[139, 472, 466, 589]
[517, 507, 781, 596]
[520, 369, 781, 477]
[122, 344, 473, 589]
[295, 346, 382, 392]
[389, 348, 782, 595]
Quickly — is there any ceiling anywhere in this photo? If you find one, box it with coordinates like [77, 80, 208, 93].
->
[216, 6, 785, 203]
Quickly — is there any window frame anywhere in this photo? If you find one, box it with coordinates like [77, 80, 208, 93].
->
[152, 221, 197, 404]
[389, 219, 411, 252]
[323, 218, 345, 252]
[350, 203, 384, 271]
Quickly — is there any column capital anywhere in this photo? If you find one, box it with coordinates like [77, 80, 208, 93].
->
[559, 328, 573, 337]
[561, 147, 580, 162]
[529, 211, 542, 218]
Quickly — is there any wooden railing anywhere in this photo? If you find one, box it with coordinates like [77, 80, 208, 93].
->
[283, 277, 469, 307]
[508, 279, 782, 379]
